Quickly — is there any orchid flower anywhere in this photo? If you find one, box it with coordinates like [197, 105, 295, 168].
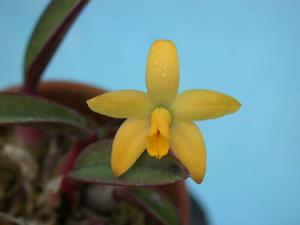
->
[87, 40, 240, 183]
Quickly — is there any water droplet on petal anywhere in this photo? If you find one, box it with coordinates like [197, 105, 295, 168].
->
[154, 61, 160, 67]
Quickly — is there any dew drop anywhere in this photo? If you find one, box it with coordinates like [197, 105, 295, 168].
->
[154, 61, 160, 67]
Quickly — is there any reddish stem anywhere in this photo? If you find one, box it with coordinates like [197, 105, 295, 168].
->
[59, 131, 97, 201]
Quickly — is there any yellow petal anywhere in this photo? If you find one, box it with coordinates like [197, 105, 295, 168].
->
[87, 90, 153, 118]
[170, 120, 206, 183]
[171, 90, 241, 121]
[146, 40, 179, 106]
[111, 118, 149, 176]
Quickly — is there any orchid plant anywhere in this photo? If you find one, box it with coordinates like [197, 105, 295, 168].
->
[0, 1, 240, 225]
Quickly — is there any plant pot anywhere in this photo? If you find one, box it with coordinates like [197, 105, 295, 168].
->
[7, 80, 190, 225]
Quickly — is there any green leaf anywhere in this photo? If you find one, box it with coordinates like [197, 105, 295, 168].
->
[0, 93, 90, 135]
[24, 0, 89, 93]
[70, 140, 188, 186]
[123, 189, 180, 225]
[114, 188, 180, 225]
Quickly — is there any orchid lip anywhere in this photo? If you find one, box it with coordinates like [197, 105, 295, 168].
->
[146, 107, 172, 159]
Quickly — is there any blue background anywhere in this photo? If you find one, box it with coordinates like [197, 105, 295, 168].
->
[1, 1, 300, 224]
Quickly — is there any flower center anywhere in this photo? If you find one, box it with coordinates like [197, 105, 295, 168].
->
[146, 107, 172, 159]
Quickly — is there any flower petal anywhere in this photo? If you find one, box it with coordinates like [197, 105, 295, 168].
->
[170, 120, 206, 183]
[112, 118, 149, 176]
[87, 90, 153, 118]
[171, 90, 241, 121]
[146, 40, 179, 106]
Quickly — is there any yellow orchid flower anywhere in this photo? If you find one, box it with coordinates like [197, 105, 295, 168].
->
[87, 40, 241, 183]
